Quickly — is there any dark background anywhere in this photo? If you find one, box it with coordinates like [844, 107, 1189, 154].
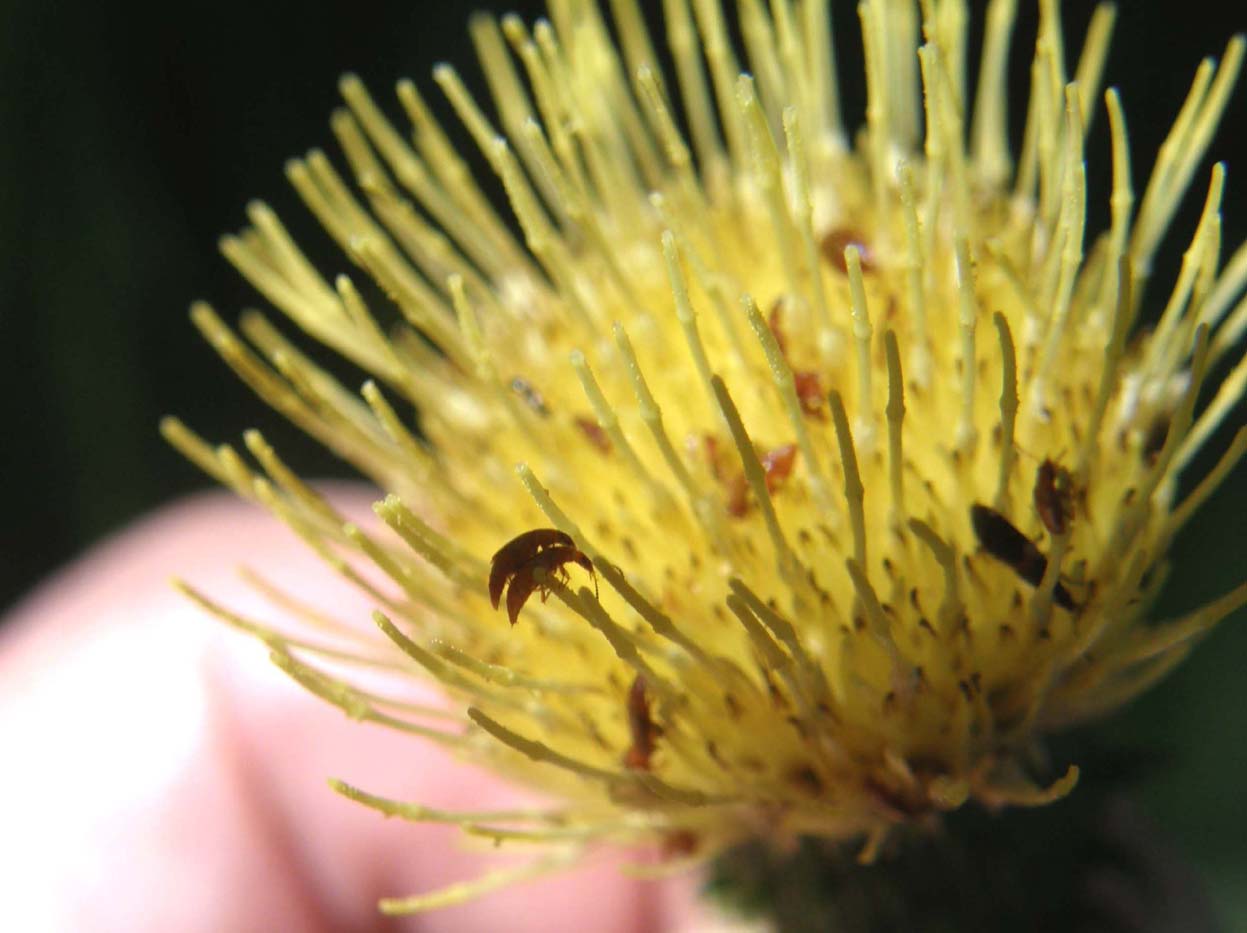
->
[1, 0, 1244, 926]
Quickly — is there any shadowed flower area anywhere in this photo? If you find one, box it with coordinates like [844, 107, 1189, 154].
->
[165, 0, 1247, 917]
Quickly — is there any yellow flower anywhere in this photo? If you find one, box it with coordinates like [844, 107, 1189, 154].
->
[165, 0, 1247, 915]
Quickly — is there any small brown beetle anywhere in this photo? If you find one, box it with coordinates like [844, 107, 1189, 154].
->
[970, 504, 1075, 610]
[489, 529, 597, 625]
[820, 227, 875, 275]
[1033, 459, 1076, 536]
[623, 675, 661, 771]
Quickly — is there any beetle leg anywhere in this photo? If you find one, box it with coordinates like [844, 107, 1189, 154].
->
[488, 564, 511, 610]
[505, 569, 540, 625]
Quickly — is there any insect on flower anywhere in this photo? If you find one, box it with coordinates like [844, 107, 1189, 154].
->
[819, 227, 875, 276]
[489, 528, 597, 625]
[1034, 459, 1077, 536]
[971, 504, 1076, 611]
[623, 674, 661, 771]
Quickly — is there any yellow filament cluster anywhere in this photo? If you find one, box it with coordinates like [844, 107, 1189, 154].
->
[168, 0, 1247, 913]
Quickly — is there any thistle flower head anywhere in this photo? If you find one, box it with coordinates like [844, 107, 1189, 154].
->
[166, 0, 1247, 913]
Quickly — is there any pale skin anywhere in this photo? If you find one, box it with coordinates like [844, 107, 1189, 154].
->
[0, 487, 744, 932]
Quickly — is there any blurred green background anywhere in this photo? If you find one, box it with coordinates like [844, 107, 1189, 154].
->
[0, 0, 1243, 928]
